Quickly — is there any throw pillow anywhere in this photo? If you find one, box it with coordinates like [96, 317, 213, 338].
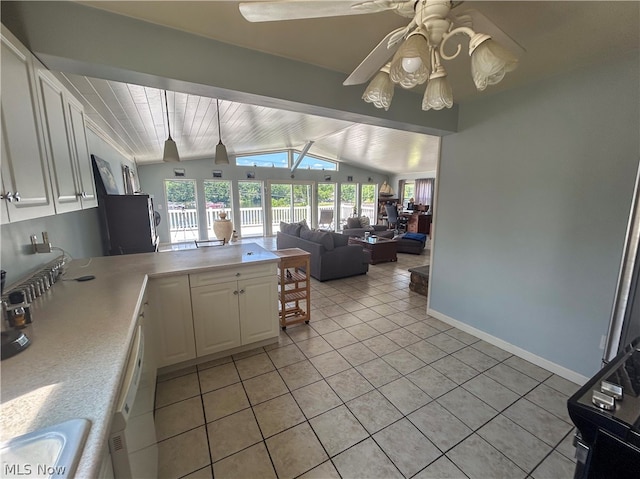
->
[359, 216, 371, 227]
[301, 229, 334, 251]
[280, 221, 301, 237]
[346, 217, 361, 229]
[331, 232, 349, 248]
[298, 218, 311, 236]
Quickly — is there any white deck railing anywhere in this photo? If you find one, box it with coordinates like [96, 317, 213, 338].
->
[167, 204, 378, 242]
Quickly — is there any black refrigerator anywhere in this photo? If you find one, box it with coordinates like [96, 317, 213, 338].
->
[98, 194, 159, 255]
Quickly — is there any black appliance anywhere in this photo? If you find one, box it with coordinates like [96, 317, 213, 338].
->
[98, 194, 159, 255]
[568, 337, 640, 478]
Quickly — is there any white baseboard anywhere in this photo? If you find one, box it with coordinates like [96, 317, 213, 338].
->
[427, 308, 589, 386]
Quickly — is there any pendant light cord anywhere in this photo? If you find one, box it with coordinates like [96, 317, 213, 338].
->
[217, 99, 222, 142]
[164, 90, 172, 139]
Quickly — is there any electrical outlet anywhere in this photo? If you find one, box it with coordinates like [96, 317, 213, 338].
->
[600, 335, 607, 350]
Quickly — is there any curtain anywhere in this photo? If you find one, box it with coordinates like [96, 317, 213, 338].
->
[397, 179, 406, 203]
[414, 178, 434, 210]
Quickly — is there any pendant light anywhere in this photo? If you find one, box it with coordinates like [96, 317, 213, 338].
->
[162, 90, 180, 162]
[215, 99, 229, 165]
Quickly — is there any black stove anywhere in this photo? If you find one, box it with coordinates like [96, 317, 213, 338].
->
[567, 337, 640, 478]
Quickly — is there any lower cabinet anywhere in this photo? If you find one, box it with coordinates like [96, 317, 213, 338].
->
[191, 281, 241, 356]
[149, 263, 279, 369]
[148, 275, 196, 368]
[191, 273, 279, 357]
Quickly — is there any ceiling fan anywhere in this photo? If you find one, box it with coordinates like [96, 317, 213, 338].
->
[239, 0, 524, 111]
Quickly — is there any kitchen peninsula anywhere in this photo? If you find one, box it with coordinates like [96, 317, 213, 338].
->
[0, 243, 280, 478]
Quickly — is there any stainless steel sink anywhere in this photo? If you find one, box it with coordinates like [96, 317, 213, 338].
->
[0, 418, 91, 478]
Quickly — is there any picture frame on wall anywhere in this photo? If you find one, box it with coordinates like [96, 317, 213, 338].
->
[213, 170, 223, 178]
[324, 174, 332, 181]
[246, 171, 256, 179]
[174, 168, 185, 177]
[347, 176, 353, 182]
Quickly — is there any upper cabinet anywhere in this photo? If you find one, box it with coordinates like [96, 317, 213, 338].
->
[35, 68, 97, 212]
[1, 26, 55, 223]
[0, 25, 97, 224]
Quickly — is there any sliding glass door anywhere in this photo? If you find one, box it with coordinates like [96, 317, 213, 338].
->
[203, 180, 232, 240]
[271, 182, 312, 233]
[318, 182, 336, 230]
[164, 179, 198, 243]
[238, 181, 264, 237]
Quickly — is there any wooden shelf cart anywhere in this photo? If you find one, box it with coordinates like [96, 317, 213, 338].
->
[274, 248, 311, 330]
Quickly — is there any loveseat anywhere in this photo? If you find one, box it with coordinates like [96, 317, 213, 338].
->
[276, 222, 369, 281]
[341, 216, 390, 238]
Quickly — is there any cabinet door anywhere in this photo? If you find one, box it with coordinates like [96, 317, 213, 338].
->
[239, 276, 278, 345]
[149, 276, 196, 368]
[67, 97, 97, 208]
[191, 281, 241, 357]
[0, 28, 55, 221]
[35, 68, 82, 213]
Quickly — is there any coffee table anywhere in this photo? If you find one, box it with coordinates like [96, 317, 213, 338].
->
[348, 236, 397, 264]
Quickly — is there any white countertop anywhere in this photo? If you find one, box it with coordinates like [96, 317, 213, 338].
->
[0, 243, 279, 477]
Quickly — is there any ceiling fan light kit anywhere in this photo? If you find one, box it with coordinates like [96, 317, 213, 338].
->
[239, 0, 519, 112]
[389, 33, 430, 88]
[214, 99, 230, 165]
[162, 90, 180, 162]
[365, 0, 518, 111]
[362, 67, 394, 111]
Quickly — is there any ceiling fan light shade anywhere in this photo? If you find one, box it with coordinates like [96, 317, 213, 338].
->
[163, 137, 180, 162]
[215, 140, 230, 165]
[470, 39, 518, 91]
[422, 74, 453, 111]
[362, 71, 394, 111]
[389, 34, 430, 89]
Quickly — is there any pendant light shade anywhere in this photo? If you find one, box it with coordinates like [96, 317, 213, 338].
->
[162, 90, 180, 162]
[215, 99, 230, 165]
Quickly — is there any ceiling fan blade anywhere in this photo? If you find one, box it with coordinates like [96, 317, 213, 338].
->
[343, 27, 405, 86]
[457, 9, 526, 57]
[240, 1, 383, 23]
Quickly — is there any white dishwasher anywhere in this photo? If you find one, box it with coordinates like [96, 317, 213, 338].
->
[109, 321, 158, 479]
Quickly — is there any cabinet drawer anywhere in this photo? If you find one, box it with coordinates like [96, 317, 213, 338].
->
[190, 263, 276, 287]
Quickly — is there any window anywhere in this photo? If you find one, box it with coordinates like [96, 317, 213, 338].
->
[164, 179, 198, 243]
[360, 184, 377, 223]
[238, 181, 264, 237]
[236, 151, 288, 168]
[340, 183, 357, 229]
[403, 182, 415, 207]
[203, 180, 232, 240]
[294, 152, 337, 171]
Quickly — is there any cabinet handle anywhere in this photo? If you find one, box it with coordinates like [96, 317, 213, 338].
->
[76, 192, 88, 198]
[2, 192, 15, 202]
[239, 289, 245, 294]
[235, 272, 241, 277]
[13, 192, 21, 202]
[233, 290, 239, 295]
[139, 311, 145, 318]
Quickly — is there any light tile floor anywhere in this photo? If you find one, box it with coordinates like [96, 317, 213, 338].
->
[154, 238, 580, 478]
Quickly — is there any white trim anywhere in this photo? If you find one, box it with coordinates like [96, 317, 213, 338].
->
[428, 308, 589, 386]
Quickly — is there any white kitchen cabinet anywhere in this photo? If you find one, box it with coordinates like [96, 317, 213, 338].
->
[148, 275, 196, 368]
[0, 26, 55, 222]
[35, 67, 97, 213]
[190, 263, 279, 358]
[238, 275, 279, 344]
[66, 95, 97, 208]
[191, 281, 242, 356]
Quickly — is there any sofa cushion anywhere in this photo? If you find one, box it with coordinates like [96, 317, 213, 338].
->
[280, 221, 301, 237]
[299, 219, 311, 236]
[331, 231, 349, 247]
[301, 229, 334, 250]
[359, 216, 371, 227]
[346, 217, 361, 229]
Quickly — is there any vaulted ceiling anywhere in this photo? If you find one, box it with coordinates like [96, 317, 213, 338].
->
[13, 1, 638, 174]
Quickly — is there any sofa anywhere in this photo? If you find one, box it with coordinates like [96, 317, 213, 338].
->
[341, 216, 391, 238]
[276, 221, 369, 281]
